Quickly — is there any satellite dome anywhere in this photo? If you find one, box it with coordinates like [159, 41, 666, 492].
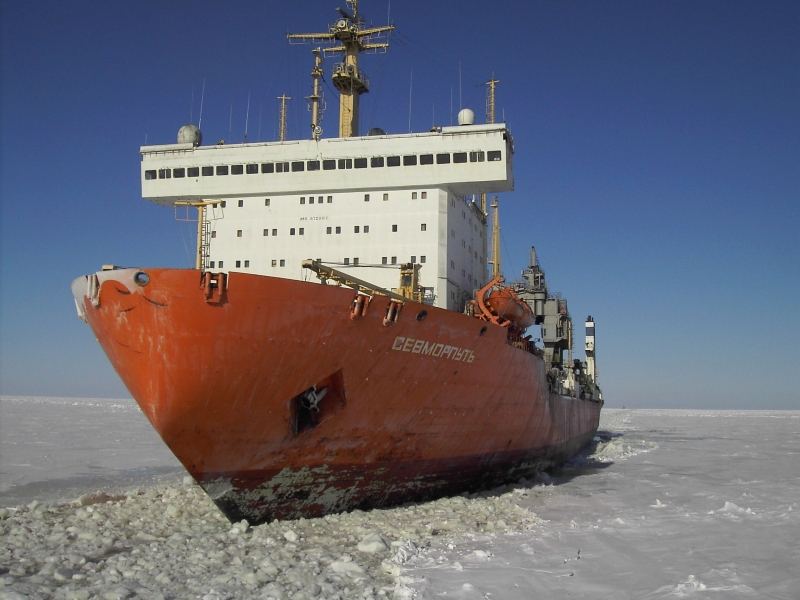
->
[177, 124, 202, 146]
[367, 127, 386, 136]
[457, 108, 475, 126]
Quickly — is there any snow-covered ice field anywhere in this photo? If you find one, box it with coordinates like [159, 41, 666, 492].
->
[1, 397, 799, 599]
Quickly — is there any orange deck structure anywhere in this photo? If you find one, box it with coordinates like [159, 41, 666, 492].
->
[73, 267, 602, 524]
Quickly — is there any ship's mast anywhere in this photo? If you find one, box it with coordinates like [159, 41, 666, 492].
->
[480, 75, 499, 214]
[488, 197, 502, 278]
[309, 49, 324, 140]
[287, 0, 393, 138]
[277, 94, 291, 142]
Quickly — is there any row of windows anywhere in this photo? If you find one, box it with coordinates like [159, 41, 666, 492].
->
[144, 150, 502, 180]
[206, 193, 429, 209]
[213, 223, 424, 238]
[209, 256, 430, 271]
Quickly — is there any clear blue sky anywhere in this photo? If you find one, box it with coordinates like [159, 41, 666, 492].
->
[1, 1, 798, 408]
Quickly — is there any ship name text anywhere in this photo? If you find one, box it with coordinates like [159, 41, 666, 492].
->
[391, 336, 475, 363]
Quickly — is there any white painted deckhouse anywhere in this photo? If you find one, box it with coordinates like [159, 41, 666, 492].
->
[138, 1, 514, 311]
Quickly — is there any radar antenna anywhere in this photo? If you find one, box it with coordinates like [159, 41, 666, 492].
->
[287, 0, 394, 138]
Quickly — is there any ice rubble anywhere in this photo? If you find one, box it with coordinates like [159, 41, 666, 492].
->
[0, 475, 549, 599]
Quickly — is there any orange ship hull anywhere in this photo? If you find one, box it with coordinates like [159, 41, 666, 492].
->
[73, 268, 602, 524]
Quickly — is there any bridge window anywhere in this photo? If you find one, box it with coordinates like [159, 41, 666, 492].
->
[488, 150, 502, 161]
[231, 164, 244, 175]
[453, 153, 467, 163]
[420, 154, 433, 165]
[387, 156, 401, 167]
[338, 158, 352, 169]
[291, 161, 304, 172]
[307, 160, 320, 171]
[403, 155, 417, 166]
[436, 153, 450, 164]
[354, 158, 367, 168]
[173, 168, 185, 178]
[188, 167, 199, 177]
[275, 162, 289, 173]
[261, 163, 274, 173]
[144, 170, 156, 180]
[202, 166, 214, 176]
[323, 159, 336, 170]
[246, 164, 258, 174]
[216, 165, 229, 175]
[469, 151, 485, 162]
[371, 156, 384, 167]
[158, 169, 171, 179]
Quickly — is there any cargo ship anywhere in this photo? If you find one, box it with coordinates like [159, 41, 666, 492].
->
[72, 0, 603, 525]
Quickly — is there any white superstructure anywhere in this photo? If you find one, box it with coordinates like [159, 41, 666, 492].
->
[139, 123, 514, 310]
